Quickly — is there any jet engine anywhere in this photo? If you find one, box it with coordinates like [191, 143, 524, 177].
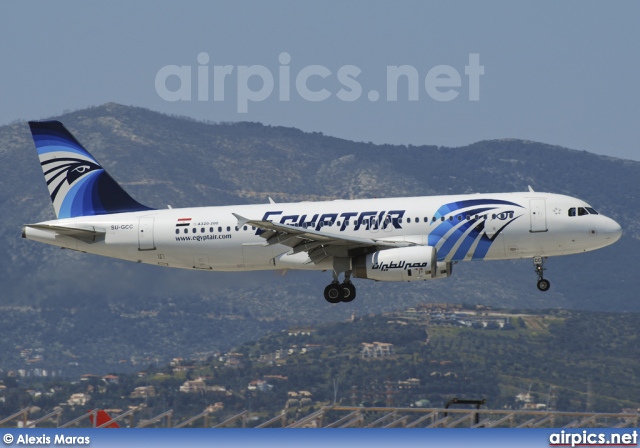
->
[352, 246, 451, 282]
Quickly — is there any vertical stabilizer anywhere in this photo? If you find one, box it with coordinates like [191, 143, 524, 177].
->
[28, 121, 153, 218]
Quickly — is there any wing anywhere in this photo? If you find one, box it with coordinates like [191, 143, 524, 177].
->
[233, 213, 415, 264]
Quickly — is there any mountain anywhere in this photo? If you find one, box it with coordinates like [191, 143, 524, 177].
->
[1, 103, 638, 373]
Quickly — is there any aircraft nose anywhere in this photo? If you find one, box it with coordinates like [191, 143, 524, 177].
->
[601, 217, 622, 244]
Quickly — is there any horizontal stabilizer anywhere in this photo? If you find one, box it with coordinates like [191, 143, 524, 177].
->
[23, 224, 106, 243]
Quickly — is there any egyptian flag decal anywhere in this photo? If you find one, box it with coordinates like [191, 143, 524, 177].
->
[176, 218, 192, 227]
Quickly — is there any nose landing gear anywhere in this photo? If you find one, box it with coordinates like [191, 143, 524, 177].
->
[534, 257, 550, 291]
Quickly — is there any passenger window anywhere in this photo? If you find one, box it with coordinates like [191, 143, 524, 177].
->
[568, 208, 576, 217]
[192, 228, 196, 234]
[243, 226, 247, 230]
[235, 226, 239, 231]
[415, 217, 419, 222]
[457, 216, 462, 221]
[466, 215, 470, 220]
[578, 207, 588, 216]
[407, 218, 411, 223]
[175, 229, 179, 235]
[449, 216, 453, 221]
[423, 217, 428, 223]
[226, 226, 231, 232]
[201, 227, 205, 233]
[184, 229, 188, 234]
[441, 217, 445, 222]
[209, 227, 213, 233]
[218, 227, 222, 232]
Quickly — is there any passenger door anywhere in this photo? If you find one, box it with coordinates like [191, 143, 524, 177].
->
[529, 199, 547, 232]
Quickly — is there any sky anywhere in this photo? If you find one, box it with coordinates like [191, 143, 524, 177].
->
[1, 1, 639, 161]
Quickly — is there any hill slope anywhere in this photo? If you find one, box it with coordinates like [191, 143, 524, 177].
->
[1, 103, 638, 372]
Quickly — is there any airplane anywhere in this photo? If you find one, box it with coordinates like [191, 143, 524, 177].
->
[22, 121, 622, 303]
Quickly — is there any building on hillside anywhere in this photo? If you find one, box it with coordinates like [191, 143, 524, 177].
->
[248, 380, 273, 392]
[209, 385, 227, 394]
[179, 378, 207, 393]
[263, 375, 288, 382]
[102, 375, 119, 385]
[398, 378, 421, 389]
[206, 403, 224, 413]
[67, 393, 91, 406]
[130, 386, 156, 398]
[302, 344, 322, 353]
[361, 342, 395, 359]
[80, 374, 98, 382]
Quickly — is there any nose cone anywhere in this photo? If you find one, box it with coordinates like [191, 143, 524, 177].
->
[601, 217, 622, 244]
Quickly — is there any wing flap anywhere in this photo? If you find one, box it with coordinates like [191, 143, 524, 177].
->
[232, 213, 416, 262]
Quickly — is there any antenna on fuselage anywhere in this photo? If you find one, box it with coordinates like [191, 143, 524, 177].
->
[528, 185, 535, 193]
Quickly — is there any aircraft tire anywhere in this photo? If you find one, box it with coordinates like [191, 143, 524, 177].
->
[324, 284, 343, 304]
[341, 283, 356, 302]
[537, 279, 550, 292]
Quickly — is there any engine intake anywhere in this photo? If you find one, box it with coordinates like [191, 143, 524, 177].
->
[352, 246, 451, 282]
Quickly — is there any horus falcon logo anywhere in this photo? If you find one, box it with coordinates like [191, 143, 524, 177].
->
[40, 157, 102, 203]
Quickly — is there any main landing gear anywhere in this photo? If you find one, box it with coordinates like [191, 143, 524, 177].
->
[534, 256, 550, 292]
[324, 271, 357, 304]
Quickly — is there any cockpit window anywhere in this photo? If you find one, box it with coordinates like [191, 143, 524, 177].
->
[569, 206, 598, 217]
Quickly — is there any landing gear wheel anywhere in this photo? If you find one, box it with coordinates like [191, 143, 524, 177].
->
[341, 283, 356, 303]
[324, 284, 343, 304]
[537, 279, 550, 292]
[533, 257, 550, 292]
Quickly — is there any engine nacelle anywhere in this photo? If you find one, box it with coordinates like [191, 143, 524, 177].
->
[352, 246, 452, 282]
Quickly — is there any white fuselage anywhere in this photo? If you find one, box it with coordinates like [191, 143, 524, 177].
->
[23, 192, 622, 273]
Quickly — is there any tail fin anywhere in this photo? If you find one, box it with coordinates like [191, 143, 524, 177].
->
[28, 120, 153, 219]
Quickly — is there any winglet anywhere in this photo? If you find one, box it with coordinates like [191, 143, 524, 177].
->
[528, 185, 535, 192]
[232, 213, 250, 228]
